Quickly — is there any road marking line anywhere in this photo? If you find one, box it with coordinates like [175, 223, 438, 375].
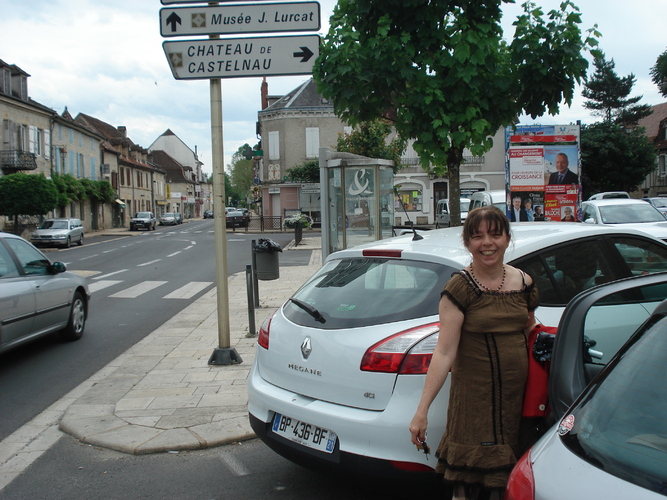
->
[89, 280, 123, 293]
[94, 269, 129, 279]
[138, 259, 162, 267]
[109, 281, 167, 298]
[218, 452, 251, 476]
[164, 282, 213, 299]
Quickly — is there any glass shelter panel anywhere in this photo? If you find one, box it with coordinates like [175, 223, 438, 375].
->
[345, 167, 376, 249]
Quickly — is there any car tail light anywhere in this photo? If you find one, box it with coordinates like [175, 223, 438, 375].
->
[505, 449, 535, 500]
[390, 460, 434, 472]
[360, 323, 440, 374]
[258, 312, 275, 350]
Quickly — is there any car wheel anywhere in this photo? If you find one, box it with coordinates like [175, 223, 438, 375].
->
[59, 291, 86, 341]
[65, 236, 71, 248]
[78, 234, 84, 246]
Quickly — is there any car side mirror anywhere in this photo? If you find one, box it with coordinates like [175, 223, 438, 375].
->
[584, 218, 596, 224]
[50, 261, 67, 274]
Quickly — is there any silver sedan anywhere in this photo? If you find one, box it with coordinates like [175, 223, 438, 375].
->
[0, 232, 90, 354]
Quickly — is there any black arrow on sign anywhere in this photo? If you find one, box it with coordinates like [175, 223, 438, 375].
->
[166, 12, 182, 33]
[293, 46, 314, 63]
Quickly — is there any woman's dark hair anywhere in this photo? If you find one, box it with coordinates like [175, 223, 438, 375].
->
[462, 206, 511, 248]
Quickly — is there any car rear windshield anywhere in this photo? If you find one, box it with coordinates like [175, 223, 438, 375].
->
[561, 314, 667, 493]
[283, 257, 454, 329]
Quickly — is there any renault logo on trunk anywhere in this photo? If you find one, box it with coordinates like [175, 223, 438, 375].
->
[301, 337, 312, 359]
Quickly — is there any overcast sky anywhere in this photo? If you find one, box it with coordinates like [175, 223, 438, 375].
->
[1, 0, 665, 175]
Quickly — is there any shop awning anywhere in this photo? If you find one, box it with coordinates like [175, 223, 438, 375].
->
[115, 199, 126, 207]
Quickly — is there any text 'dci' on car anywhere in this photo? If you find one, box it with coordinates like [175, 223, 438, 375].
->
[0, 232, 90, 354]
[247, 222, 667, 481]
[506, 271, 667, 500]
[30, 218, 84, 248]
[129, 212, 156, 231]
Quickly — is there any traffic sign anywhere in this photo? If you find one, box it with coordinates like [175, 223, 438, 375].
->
[162, 34, 320, 80]
[161, 0, 280, 4]
[160, 2, 321, 38]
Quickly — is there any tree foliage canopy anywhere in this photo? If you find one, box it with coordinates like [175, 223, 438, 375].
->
[226, 143, 256, 206]
[335, 119, 406, 172]
[0, 172, 58, 218]
[582, 53, 653, 126]
[314, 0, 599, 223]
[651, 47, 667, 98]
[580, 123, 656, 198]
[286, 160, 320, 183]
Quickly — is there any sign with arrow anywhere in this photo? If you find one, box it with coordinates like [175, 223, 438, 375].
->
[162, 34, 320, 80]
[160, 2, 321, 38]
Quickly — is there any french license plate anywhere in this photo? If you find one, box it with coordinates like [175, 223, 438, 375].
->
[271, 413, 337, 454]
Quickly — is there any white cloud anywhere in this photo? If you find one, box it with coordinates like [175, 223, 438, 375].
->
[1, 0, 665, 173]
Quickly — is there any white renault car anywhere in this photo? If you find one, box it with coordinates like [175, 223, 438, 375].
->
[248, 223, 667, 479]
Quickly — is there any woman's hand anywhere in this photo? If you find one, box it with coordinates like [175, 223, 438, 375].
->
[409, 411, 428, 445]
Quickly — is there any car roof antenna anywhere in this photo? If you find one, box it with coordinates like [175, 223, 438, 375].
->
[395, 186, 423, 241]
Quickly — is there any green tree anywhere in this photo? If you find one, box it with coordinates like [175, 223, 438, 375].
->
[314, 0, 599, 224]
[580, 123, 656, 199]
[226, 143, 256, 206]
[52, 173, 86, 208]
[80, 178, 116, 203]
[335, 119, 406, 173]
[650, 47, 667, 98]
[0, 173, 58, 232]
[286, 159, 320, 183]
[582, 53, 653, 126]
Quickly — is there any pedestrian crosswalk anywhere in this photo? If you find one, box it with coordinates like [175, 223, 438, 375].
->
[82, 273, 214, 300]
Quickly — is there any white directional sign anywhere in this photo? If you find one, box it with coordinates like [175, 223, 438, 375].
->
[162, 34, 320, 80]
[160, 2, 321, 37]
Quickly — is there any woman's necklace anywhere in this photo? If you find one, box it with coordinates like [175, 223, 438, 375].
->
[469, 265, 506, 292]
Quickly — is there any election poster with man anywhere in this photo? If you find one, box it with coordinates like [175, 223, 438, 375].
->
[505, 125, 581, 222]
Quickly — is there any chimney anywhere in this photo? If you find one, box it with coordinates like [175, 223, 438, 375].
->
[117, 126, 127, 138]
[261, 77, 268, 110]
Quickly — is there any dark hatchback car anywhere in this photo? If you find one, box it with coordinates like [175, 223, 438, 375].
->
[203, 210, 214, 219]
[226, 210, 248, 228]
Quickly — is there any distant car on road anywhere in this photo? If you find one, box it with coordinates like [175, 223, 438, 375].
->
[581, 199, 667, 241]
[226, 210, 248, 228]
[159, 213, 177, 226]
[588, 191, 630, 200]
[0, 232, 90, 354]
[30, 218, 84, 248]
[203, 210, 214, 219]
[130, 212, 156, 231]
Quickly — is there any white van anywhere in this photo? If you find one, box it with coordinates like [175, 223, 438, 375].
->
[435, 198, 471, 228]
[588, 191, 630, 200]
[468, 190, 507, 212]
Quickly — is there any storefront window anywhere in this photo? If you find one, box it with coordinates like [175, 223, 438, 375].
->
[395, 188, 423, 212]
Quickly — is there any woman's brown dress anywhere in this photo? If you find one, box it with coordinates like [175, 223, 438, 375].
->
[435, 270, 539, 488]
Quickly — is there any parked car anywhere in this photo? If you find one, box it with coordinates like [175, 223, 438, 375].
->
[642, 196, 667, 214]
[130, 212, 156, 231]
[588, 191, 630, 200]
[581, 199, 667, 241]
[0, 232, 90, 354]
[247, 222, 667, 479]
[238, 208, 251, 225]
[173, 212, 183, 224]
[468, 189, 506, 212]
[506, 271, 667, 499]
[203, 210, 214, 219]
[30, 218, 84, 248]
[434, 198, 471, 228]
[226, 210, 248, 228]
[159, 212, 177, 226]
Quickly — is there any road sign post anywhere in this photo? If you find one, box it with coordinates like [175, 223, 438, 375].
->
[160, 2, 320, 37]
[163, 34, 319, 80]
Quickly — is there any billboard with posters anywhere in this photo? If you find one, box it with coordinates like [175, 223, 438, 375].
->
[505, 124, 581, 222]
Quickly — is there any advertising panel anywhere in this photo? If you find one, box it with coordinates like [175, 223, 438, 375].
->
[505, 125, 581, 222]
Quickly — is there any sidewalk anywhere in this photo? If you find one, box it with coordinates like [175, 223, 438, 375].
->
[56, 233, 321, 455]
[58, 233, 322, 455]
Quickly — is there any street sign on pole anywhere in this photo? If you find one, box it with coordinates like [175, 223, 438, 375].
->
[162, 34, 320, 80]
[160, 2, 320, 37]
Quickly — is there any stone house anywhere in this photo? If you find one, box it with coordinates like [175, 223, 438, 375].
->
[637, 102, 667, 197]
[148, 149, 197, 218]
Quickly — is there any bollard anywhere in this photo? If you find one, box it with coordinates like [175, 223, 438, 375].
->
[246, 265, 256, 336]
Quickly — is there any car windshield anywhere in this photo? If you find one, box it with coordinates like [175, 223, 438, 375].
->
[283, 257, 454, 329]
[39, 220, 68, 229]
[163, 213, 174, 217]
[227, 211, 243, 216]
[561, 312, 667, 493]
[651, 198, 667, 208]
[134, 212, 151, 218]
[598, 204, 666, 223]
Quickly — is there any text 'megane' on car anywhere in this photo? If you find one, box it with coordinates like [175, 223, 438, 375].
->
[0, 232, 90, 354]
[247, 222, 667, 482]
